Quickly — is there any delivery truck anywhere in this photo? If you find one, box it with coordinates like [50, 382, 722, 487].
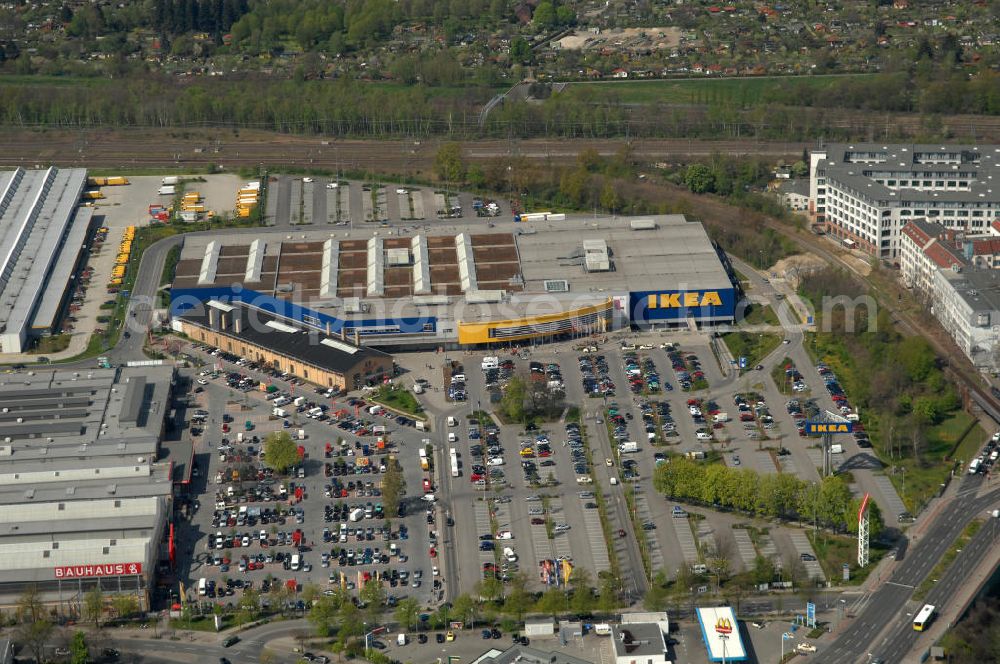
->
[618, 441, 638, 453]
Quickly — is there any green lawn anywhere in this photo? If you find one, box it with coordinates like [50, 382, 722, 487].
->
[568, 74, 878, 105]
[28, 334, 71, 354]
[888, 411, 984, 513]
[740, 303, 780, 327]
[371, 385, 426, 420]
[723, 332, 781, 369]
[807, 530, 888, 586]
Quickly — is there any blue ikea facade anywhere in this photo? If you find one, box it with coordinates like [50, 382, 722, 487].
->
[169, 287, 438, 336]
[629, 288, 737, 323]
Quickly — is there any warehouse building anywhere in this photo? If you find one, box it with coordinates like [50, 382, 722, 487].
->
[808, 143, 1000, 259]
[0, 167, 93, 353]
[0, 366, 175, 615]
[173, 300, 393, 391]
[168, 215, 738, 349]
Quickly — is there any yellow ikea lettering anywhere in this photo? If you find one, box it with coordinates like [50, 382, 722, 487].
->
[813, 424, 850, 433]
[648, 291, 722, 309]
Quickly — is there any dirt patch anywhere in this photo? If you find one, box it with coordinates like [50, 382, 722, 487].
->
[555, 26, 682, 51]
[770, 254, 828, 289]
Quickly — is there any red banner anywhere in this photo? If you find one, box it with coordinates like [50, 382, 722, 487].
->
[54, 562, 143, 579]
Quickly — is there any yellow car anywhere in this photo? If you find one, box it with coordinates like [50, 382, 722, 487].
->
[445, 631, 455, 642]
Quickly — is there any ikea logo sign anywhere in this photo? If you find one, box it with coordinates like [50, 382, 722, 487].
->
[804, 422, 854, 434]
[647, 291, 723, 309]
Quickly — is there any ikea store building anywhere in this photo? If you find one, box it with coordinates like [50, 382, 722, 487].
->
[168, 214, 739, 351]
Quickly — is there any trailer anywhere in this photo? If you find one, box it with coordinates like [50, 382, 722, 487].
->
[161, 176, 180, 185]
[158, 186, 175, 196]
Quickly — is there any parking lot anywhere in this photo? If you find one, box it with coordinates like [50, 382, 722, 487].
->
[171, 342, 442, 614]
[263, 176, 508, 226]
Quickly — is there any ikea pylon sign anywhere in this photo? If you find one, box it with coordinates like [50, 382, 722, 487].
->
[804, 421, 854, 435]
[630, 288, 736, 322]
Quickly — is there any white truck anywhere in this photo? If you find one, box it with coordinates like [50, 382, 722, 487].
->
[293, 396, 306, 407]
[273, 407, 287, 418]
[618, 441, 639, 453]
[712, 412, 729, 423]
[161, 176, 179, 185]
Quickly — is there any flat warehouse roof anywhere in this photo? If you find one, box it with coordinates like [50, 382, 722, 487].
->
[0, 167, 89, 349]
[177, 301, 391, 375]
[171, 215, 735, 325]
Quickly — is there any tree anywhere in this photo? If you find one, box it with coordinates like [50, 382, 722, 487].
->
[83, 587, 104, 628]
[499, 375, 528, 424]
[394, 597, 420, 632]
[70, 630, 89, 664]
[509, 37, 531, 64]
[434, 142, 466, 185]
[308, 595, 341, 637]
[237, 588, 261, 625]
[263, 431, 300, 474]
[752, 555, 776, 586]
[17, 620, 52, 664]
[535, 588, 566, 617]
[17, 585, 43, 624]
[532, 1, 556, 28]
[684, 164, 716, 193]
[452, 593, 480, 627]
[111, 594, 138, 620]
[380, 457, 405, 526]
[503, 573, 532, 620]
[600, 181, 622, 213]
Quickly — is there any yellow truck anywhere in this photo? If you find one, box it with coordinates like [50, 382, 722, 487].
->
[105, 176, 129, 186]
[82, 190, 104, 200]
[87, 176, 107, 187]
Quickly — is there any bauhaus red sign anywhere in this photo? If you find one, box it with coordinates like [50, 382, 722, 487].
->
[54, 563, 142, 579]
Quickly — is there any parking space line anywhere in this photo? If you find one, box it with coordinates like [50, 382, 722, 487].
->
[633, 492, 664, 570]
[753, 450, 779, 474]
[759, 532, 780, 561]
[788, 531, 826, 582]
[580, 500, 611, 573]
[695, 520, 717, 560]
[671, 516, 701, 565]
[732, 529, 759, 569]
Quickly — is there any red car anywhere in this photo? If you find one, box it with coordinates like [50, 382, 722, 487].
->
[429, 547, 437, 558]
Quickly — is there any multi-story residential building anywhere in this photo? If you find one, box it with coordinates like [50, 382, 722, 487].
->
[899, 219, 1000, 372]
[809, 144, 1000, 259]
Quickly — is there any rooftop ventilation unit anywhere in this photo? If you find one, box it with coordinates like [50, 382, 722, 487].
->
[544, 280, 569, 293]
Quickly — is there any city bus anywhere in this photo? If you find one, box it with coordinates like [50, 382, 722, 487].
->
[450, 448, 459, 478]
[913, 604, 935, 631]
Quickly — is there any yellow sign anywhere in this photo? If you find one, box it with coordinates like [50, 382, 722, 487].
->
[807, 423, 852, 433]
[647, 291, 723, 309]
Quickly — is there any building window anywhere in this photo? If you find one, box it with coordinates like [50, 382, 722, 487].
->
[303, 369, 309, 379]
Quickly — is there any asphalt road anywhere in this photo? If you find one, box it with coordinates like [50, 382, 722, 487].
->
[114, 618, 313, 663]
[814, 478, 998, 664]
[873, 515, 1000, 664]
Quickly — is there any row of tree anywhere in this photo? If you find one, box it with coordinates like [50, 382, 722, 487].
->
[653, 458, 883, 535]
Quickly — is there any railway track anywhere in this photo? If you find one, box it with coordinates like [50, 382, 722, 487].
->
[0, 130, 807, 171]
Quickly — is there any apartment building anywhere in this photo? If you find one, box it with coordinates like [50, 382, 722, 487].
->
[810, 144, 1000, 259]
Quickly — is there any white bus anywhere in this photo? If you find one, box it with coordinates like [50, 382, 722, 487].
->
[450, 448, 459, 478]
[913, 604, 935, 632]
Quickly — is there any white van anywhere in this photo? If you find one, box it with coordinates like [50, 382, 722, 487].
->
[503, 547, 518, 562]
[416, 421, 428, 432]
[198, 578, 207, 596]
[447, 416, 458, 427]
[830, 444, 843, 454]
[448, 432, 457, 443]
[481, 357, 499, 370]
[290, 554, 301, 571]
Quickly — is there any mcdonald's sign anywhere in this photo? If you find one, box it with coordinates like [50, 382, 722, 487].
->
[715, 617, 733, 635]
